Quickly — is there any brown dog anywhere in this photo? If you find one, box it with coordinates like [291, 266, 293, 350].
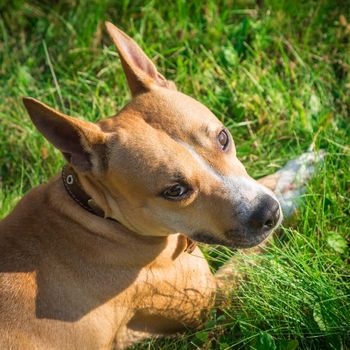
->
[0, 22, 282, 349]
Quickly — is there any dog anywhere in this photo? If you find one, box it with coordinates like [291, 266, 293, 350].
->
[0, 22, 282, 349]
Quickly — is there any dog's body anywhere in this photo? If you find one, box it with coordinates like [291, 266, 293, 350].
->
[0, 178, 215, 349]
[0, 23, 281, 349]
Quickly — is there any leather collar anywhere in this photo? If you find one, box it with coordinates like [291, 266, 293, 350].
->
[61, 165, 197, 253]
[62, 165, 105, 218]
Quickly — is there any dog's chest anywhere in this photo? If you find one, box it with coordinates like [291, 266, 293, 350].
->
[123, 245, 215, 325]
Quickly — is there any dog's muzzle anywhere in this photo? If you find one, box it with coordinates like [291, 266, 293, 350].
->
[222, 193, 281, 248]
[192, 193, 282, 249]
[246, 194, 280, 233]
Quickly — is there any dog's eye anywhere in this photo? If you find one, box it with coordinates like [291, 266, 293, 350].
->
[162, 184, 190, 200]
[217, 129, 230, 151]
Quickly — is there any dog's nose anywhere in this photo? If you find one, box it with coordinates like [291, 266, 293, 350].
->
[248, 195, 280, 232]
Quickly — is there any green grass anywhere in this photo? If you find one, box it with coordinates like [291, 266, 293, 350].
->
[0, 1, 349, 349]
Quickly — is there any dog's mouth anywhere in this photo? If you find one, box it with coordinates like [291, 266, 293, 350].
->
[191, 226, 276, 249]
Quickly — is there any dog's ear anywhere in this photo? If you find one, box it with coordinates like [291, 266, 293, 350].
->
[105, 22, 176, 96]
[23, 97, 106, 172]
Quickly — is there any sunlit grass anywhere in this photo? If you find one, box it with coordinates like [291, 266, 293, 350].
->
[0, 1, 349, 349]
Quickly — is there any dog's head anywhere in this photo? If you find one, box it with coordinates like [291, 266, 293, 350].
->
[23, 22, 282, 249]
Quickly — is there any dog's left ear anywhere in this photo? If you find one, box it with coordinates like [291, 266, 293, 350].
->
[105, 21, 176, 96]
[23, 97, 106, 172]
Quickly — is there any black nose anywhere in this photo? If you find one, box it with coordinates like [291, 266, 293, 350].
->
[248, 195, 280, 232]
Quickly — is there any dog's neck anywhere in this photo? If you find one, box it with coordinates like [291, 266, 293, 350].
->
[60, 165, 147, 240]
[49, 172, 135, 244]
[48, 171, 195, 265]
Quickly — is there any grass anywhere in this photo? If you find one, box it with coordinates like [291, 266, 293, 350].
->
[0, 0, 349, 349]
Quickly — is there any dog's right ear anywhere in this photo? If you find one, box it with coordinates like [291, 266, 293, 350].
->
[23, 97, 106, 172]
